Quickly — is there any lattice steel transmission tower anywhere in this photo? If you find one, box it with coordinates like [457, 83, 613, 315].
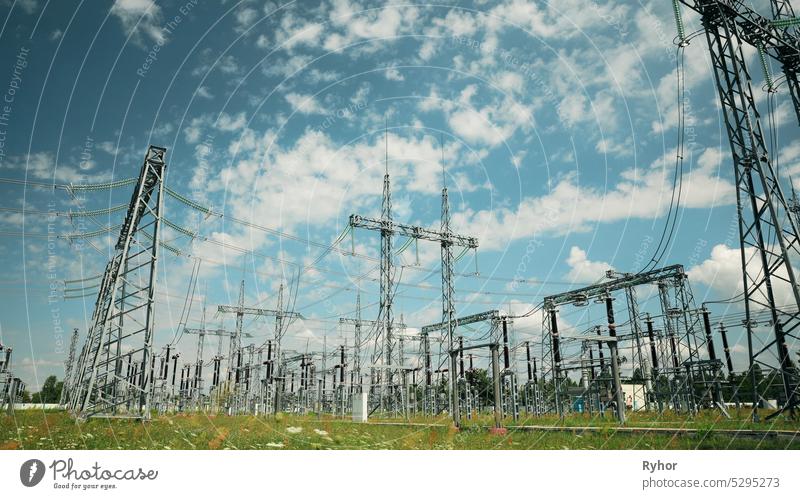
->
[59, 328, 80, 406]
[349, 144, 477, 422]
[339, 293, 366, 391]
[675, 0, 800, 419]
[69, 145, 166, 420]
[768, 0, 800, 123]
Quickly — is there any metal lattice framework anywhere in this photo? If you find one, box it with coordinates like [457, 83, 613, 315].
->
[349, 167, 477, 421]
[540, 265, 709, 415]
[678, 0, 800, 419]
[0, 344, 13, 410]
[69, 145, 166, 420]
[422, 310, 503, 423]
[339, 293, 407, 393]
[59, 328, 80, 406]
[217, 282, 302, 414]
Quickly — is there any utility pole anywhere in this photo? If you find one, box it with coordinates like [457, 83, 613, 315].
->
[340, 308, 407, 396]
[339, 292, 380, 394]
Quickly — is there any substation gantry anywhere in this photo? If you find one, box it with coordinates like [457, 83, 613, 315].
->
[541, 265, 723, 422]
[421, 310, 518, 427]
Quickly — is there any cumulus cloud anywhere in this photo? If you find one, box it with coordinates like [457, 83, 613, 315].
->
[1, 152, 101, 183]
[182, 112, 248, 144]
[689, 244, 798, 309]
[322, 0, 419, 52]
[419, 84, 535, 147]
[564, 246, 613, 283]
[285, 92, 326, 115]
[451, 146, 735, 251]
[384, 66, 404, 81]
[199, 129, 485, 244]
[110, 0, 165, 45]
[779, 140, 800, 179]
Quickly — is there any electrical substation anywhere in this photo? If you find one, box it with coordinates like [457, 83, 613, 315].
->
[4, 1, 800, 438]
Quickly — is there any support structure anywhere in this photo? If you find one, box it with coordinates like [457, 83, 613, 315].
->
[541, 264, 710, 417]
[217, 283, 302, 414]
[339, 298, 406, 395]
[350, 162, 477, 424]
[59, 328, 80, 406]
[678, 0, 800, 419]
[422, 310, 502, 426]
[70, 145, 166, 420]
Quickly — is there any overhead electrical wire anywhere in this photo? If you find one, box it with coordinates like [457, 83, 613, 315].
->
[642, 44, 687, 273]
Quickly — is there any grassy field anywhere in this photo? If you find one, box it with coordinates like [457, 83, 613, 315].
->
[1, 410, 799, 450]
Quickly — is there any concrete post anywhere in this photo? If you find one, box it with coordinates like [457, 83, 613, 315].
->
[450, 350, 461, 427]
[608, 340, 625, 424]
[605, 296, 625, 423]
[491, 345, 503, 430]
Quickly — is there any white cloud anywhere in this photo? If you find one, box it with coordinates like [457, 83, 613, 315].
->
[4, 0, 38, 15]
[451, 147, 735, 251]
[203, 129, 482, 240]
[384, 66, 404, 81]
[779, 139, 800, 178]
[192, 54, 240, 77]
[688, 244, 745, 300]
[196, 86, 214, 99]
[183, 112, 248, 144]
[487, 0, 630, 41]
[273, 13, 324, 51]
[323, 0, 419, 53]
[689, 244, 798, 309]
[262, 55, 313, 79]
[1, 152, 101, 183]
[494, 71, 524, 95]
[419, 84, 534, 147]
[285, 92, 326, 115]
[110, 0, 165, 45]
[564, 246, 612, 283]
[235, 7, 259, 31]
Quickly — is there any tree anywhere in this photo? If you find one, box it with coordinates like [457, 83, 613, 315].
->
[40, 375, 61, 402]
[29, 375, 62, 403]
[465, 368, 493, 406]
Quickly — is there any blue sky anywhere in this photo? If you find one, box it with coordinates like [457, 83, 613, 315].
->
[1, 0, 798, 389]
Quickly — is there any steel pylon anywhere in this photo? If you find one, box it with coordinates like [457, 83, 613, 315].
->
[70, 145, 166, 420]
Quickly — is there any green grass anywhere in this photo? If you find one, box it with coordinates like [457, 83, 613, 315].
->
[1, 410, 798, 450]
